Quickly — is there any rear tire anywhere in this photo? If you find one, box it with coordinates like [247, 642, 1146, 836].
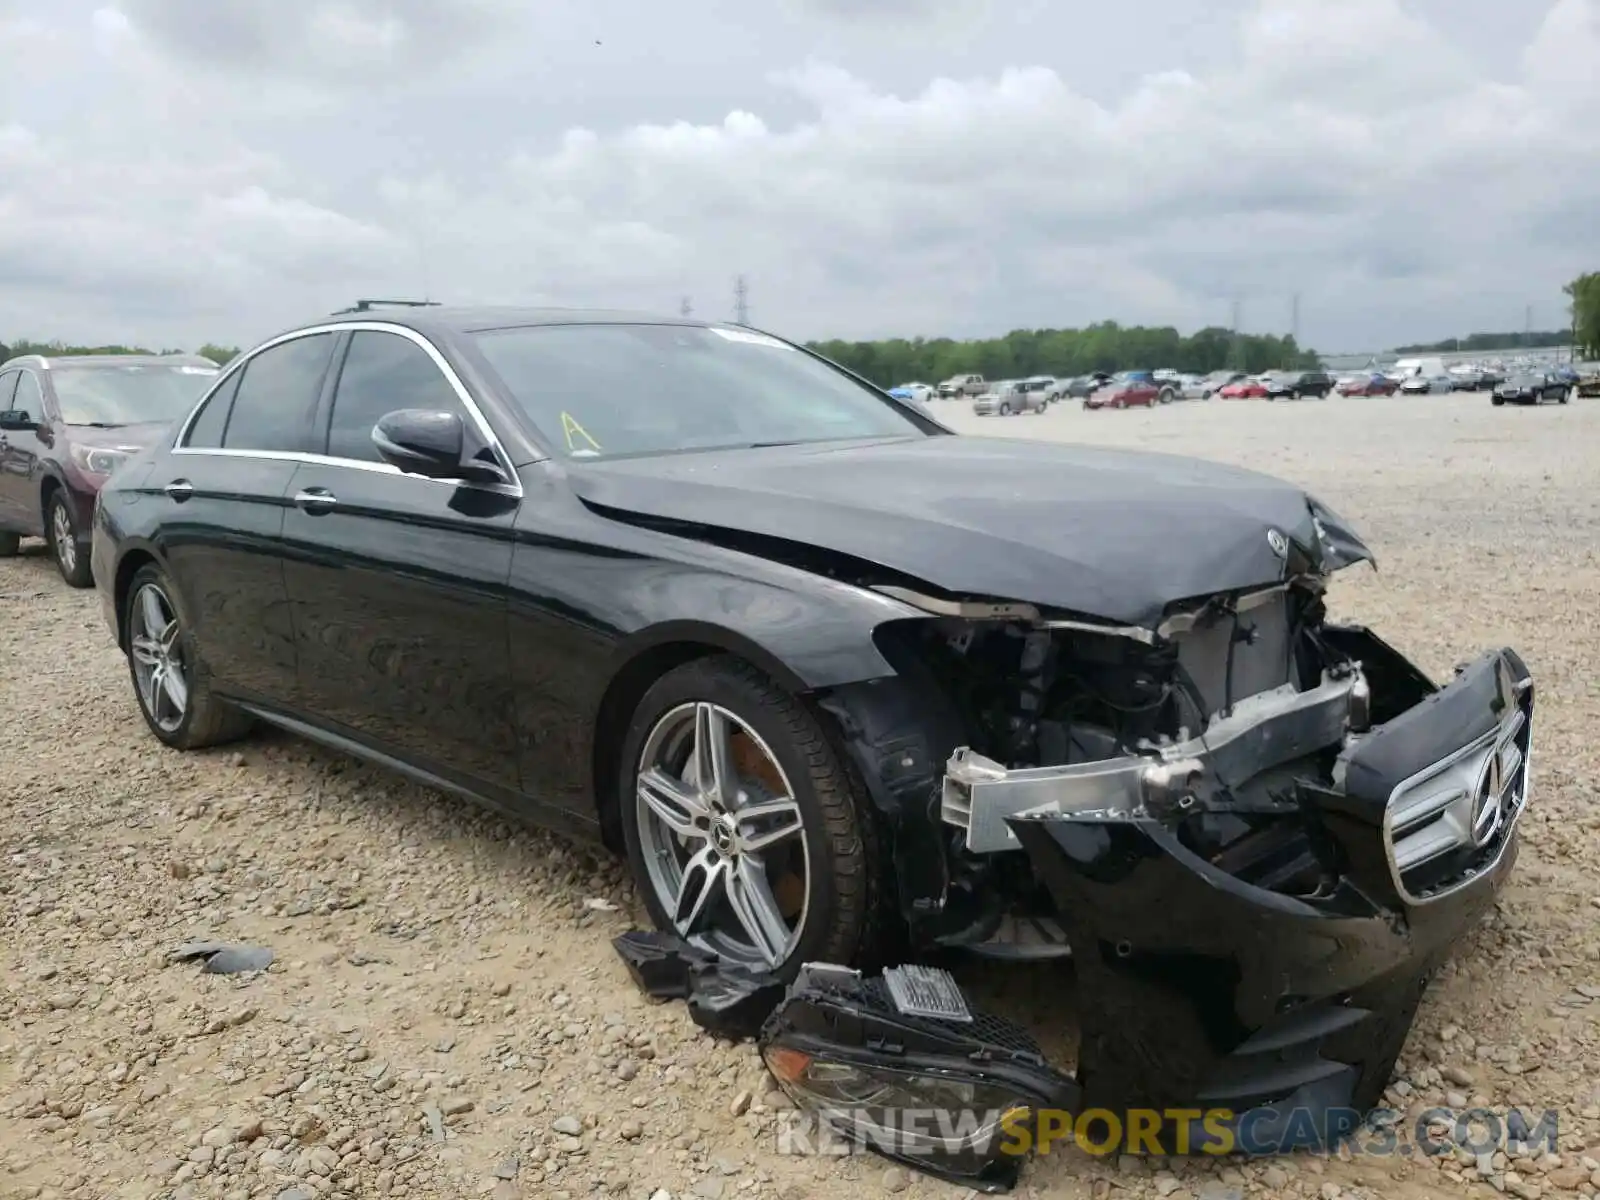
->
[123, 562, 254, 750]
[618, 655, 882, 978]
[0, 531, 18, 557]
[46, 492, 94, 588]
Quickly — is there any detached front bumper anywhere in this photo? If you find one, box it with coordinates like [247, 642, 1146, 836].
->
[946, 633, 1533, 1124]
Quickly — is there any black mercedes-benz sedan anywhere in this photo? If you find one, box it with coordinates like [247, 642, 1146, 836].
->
[93, 305, 1532, 1126]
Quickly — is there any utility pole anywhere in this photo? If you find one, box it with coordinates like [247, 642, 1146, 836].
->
[1229, 296, 1243, 370]
[733, 275, 749, 326]
[1289, 292, 1300, 367]
[679, 296, 692, 318]
[1524, 304, 1532, 349]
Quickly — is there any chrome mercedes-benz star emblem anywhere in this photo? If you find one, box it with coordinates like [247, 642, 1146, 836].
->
[1472, 746, 1508, 847]
[1266, 529, 1289, 557]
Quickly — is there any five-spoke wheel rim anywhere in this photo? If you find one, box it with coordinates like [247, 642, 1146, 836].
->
[129, 583, 189, 733]
[635, 701, 810, 969]
[52, 502, 75, 574]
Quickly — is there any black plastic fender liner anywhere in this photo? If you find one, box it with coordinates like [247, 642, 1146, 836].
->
[611, 930, 785, 1040]
[815, 674, 965, 934]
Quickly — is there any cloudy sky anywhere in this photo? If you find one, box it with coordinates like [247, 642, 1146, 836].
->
[1, 0, 1595, 355]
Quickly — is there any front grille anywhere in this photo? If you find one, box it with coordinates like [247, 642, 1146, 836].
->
[1384, 697, 1531, 903]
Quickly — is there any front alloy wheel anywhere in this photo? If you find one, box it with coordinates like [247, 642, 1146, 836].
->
[620, 656, 878, 976]
[129, 582, 189, 734]
[47, 493, 93, 587]
[122, 563, 253, 749]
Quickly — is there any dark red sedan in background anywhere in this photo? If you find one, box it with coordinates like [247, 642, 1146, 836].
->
[1219, 377, 1269, 399]
[0, 353, 219, 586]
[1084, 371, 1162, 410]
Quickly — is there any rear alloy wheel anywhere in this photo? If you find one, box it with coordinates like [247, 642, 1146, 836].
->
[46, 492, 93, 588]
[620, 656, 878, 977]
[123, 563, 253, 749]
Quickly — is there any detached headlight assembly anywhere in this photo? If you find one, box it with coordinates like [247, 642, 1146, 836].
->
[757, 965, 1079, 1190]
[70, 444, 132, 478]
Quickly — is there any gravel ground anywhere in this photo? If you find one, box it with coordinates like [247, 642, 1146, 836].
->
[3, 390, 1599, 1200]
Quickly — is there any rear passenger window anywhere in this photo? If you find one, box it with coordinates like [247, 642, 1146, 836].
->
[325, 331, 466, 463]
[221, 333, 335, 453]
[183, 370, 241, 449]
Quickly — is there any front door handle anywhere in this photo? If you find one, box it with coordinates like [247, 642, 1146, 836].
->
[293, 487, 338, 515]
[163, 479, 194, 502]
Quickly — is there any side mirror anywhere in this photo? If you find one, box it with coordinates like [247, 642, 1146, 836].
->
[0, 409, 37, 431]
[372, 409, 510, 486]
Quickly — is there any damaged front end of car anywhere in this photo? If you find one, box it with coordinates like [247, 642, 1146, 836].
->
[786, 528, 1533, 1180]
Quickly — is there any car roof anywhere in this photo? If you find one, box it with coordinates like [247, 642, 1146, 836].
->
[284, 305, 718, 343]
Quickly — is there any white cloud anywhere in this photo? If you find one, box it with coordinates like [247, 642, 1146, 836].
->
[1, 0, 1597, 351]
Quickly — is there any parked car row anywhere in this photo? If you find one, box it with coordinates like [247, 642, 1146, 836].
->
[0, 353, 222, 584]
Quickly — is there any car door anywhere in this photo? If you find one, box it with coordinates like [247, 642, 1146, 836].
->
[159, 330, 337, 705]
[0, 369, 24, 531]
[0, 369, 50, 536]
[278, 327, 522, 793]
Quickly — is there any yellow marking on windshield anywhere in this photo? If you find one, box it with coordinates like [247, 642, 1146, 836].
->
[561, 411, 602, 453]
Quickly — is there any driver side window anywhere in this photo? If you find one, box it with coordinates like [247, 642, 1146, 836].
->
[12, 371, 44, 419]
[324, 331, 468, 464]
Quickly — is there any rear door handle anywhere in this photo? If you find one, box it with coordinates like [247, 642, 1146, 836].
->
[293, 487, 338, 515]
[163, 479, 193, 501]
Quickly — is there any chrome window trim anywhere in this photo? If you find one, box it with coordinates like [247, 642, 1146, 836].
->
[171, 321, 523, 498]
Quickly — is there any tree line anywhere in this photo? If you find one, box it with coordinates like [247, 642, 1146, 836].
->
[804, 323, 1319, 388]
[1392, 330, 1571, 353]
[7, 269, 1597, 387]
[0, 338, 240, 365]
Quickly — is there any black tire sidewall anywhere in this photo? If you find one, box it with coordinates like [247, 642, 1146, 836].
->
[617, 659, 864, 976]
[48, 492, 92, 586]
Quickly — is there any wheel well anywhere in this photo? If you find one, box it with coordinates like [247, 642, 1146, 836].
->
[39, 474, 60, 519]
[111, 550, 157, 649]
[590, 640, 726, 852]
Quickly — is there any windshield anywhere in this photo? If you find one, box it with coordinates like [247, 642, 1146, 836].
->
[471, 324, 928, 459]
[51, 362, 219, 426]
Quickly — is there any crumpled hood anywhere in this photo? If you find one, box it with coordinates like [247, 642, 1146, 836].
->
[566, 435, 1372, 629]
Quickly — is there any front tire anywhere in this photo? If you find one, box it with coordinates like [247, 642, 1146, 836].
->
[123, 563, 254, 749]
[46, 492, 93, 588]
[619, 656, 879, 977]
